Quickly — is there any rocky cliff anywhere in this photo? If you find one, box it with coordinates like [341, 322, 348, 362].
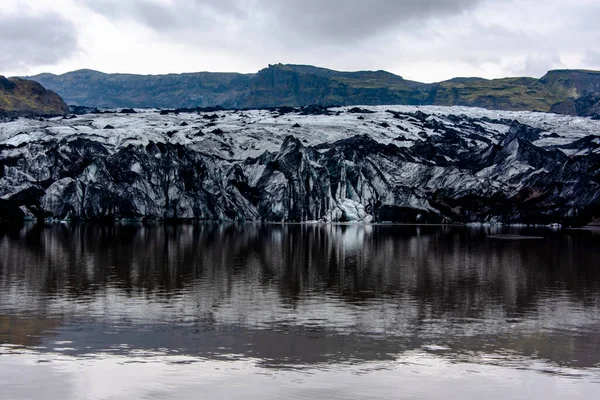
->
[1, 105, 599, 225]
[29, 65, 600, 116]
[0, 76, 68, 118]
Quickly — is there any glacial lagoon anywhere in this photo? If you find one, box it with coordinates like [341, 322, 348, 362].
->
[1, 223, 599, 399]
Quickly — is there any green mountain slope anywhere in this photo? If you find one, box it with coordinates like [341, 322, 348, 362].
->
[30, 69, 253, 109]
[28, 64, 600, 116]
[0, 76, 68, 117]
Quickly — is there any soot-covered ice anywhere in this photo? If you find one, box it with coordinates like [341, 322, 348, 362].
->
[1, 106, 599, 224]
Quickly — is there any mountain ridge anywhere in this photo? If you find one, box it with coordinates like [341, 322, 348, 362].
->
[0, 76, 68, 117]
[25, 64, 600, 116]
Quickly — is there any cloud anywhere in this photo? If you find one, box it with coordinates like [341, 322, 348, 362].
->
[520, 53, 565, 77]
[584, 52, 600, 67]
[0, 11, 80, 73]
[81, 0, 181, 31]
[259, 0, 484, 44]
[82, 0, 485, 46]
[82, 0, 252, 34]
[4, 0, 598, 81]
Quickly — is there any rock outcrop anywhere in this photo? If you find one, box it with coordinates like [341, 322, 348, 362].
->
[0, 76, 68, 118]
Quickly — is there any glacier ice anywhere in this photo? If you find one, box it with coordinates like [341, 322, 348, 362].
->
[1, 105, 599, 225]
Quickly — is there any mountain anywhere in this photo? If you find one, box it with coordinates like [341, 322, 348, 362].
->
[0, 76, 68, 117]
[243, 64, 432, 108]
[545, 70, 600, 116]
[27, 64, 433, 109]
[29, 69, 253, 109]
[1, 105, 599, 225]
[28, 65, 600, 116]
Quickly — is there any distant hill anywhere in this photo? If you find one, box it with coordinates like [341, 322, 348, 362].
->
[0, 76, 68, 117]
[28, 64, 600, 116]
[29, 69, 252, 109]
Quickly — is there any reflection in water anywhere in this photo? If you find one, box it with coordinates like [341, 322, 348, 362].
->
[0, 223, 599, 399]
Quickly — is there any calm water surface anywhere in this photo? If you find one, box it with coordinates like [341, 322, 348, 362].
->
[1, 223, 599, 399]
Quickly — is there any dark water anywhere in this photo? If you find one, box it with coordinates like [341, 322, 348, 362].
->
[1, 223, 599, 399]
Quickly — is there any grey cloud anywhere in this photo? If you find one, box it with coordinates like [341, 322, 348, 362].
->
[82, 0, 180, 31]
[0, 12, 80, 73]
[72, 0, 600, 81]
[83, 0, 485, 45]
[259, 0, 484, 44]
[583, 52, 600, 68]
[82, 0, 250, 33]
[520, 53, 565, 77]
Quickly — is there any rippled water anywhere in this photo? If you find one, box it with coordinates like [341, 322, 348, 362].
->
[1, 223, 599, 399]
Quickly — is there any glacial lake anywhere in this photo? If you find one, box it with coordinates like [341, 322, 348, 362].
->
[1, 223, 599, 399]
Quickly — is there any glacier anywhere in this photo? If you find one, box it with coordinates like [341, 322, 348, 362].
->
[1, 105, 599, 225]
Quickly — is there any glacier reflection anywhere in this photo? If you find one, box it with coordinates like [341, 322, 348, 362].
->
[1, 223, 599, 371]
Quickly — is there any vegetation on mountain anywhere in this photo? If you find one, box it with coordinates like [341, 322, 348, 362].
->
[0, 76, 68, 117]
[28, 65, 600, 116]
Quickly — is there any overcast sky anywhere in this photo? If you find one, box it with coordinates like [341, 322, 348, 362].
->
[1, 0, 599, 82]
